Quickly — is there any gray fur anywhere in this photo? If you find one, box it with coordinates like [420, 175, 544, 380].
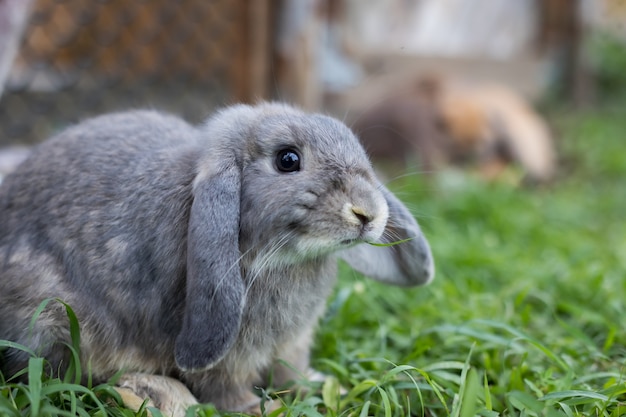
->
[0, 102, 434, 412]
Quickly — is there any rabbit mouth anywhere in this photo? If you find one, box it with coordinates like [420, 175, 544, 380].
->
[340, 230, 379, 246]
[334, 227, 383, 248]
[341, 238, 359, 246]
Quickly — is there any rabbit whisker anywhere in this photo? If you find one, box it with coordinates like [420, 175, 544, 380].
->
[381, 228, 404, 244]
[244, 231, 296, 298]
[203, 245, 258, 312]
[244, 241, 290, 298]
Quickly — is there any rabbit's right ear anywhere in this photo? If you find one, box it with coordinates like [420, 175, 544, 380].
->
[174, 162, 244, 372]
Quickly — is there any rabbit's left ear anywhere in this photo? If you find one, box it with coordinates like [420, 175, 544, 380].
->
[339, 186, 434, 287]
[175, 162, 244, 372]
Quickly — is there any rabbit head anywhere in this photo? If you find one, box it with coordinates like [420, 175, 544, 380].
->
[176, 102, 401, 371]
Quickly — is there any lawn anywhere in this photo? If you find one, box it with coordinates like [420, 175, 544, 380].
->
[313, 104, 626, 417]
[1, 103, 625, 416]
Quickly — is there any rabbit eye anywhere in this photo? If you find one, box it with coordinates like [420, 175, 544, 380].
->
[275, 149, 301, 172]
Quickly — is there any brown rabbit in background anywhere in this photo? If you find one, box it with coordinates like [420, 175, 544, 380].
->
[0, 102, 434, 414]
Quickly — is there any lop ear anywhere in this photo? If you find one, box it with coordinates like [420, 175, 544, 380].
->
[338, 186, 434, 287]
[174, 163, 244, 372]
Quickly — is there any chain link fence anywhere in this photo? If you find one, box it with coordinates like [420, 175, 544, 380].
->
[1, 0, 258, 146]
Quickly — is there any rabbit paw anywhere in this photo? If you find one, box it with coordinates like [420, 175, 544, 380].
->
[116, 373, 198, 417]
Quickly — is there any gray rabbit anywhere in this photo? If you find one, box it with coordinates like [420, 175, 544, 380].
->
[0, 102, 434, 414]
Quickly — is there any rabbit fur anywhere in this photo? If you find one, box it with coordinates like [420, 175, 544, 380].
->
[0, 102, 434, 413]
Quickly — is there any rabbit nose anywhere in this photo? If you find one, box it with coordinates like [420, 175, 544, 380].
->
[351, 206, 373, 226]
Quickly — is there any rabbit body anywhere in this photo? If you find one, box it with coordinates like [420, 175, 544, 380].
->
[0, 103, 433, 413]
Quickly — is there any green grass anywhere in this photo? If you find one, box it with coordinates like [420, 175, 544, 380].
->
[2, 104, 626, 416]
[313, 104, 626, 417]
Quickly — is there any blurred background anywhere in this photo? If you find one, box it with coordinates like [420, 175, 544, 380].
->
[0, 0, 624, 182]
